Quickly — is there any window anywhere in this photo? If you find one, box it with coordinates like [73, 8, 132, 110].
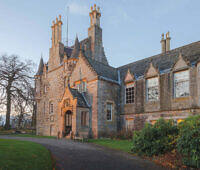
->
[43, 102, 45, 115]
[125, 83, 134, 104]
[81, 111, 88, 127]
[106, 103, 112, 121]
[44, 85, 47, 94]
[174, 70, 189, 98]
[77, 81, 87, 93]
[82, 81, 87, 92]
[49, 102, 53, 114]
[146, 77, 159, 101]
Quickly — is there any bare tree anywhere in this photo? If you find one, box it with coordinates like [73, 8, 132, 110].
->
[13, 86, 35, 128]
[0, 54, 34, 129]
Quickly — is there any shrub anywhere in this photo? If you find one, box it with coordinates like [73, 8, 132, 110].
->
[132, 118, 178, 156]
[177, 115, 200, 168]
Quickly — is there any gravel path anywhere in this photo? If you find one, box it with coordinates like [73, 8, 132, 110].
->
[0, 136, 166, 170]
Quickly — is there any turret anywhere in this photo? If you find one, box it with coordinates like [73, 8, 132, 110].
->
[71, 36, 80, 58]
[36, 57, 44, 76]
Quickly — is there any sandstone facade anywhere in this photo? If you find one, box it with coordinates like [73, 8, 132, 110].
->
[35, 4, 200, 138]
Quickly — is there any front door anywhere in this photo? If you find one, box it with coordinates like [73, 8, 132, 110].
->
[65, 110, 72, 136]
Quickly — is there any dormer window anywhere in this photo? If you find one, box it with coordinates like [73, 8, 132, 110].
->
[77, 81, 87, 93]
[146, 77, 159, 101]
[125, 83, 134, 104]
[174, 70, 189, 98]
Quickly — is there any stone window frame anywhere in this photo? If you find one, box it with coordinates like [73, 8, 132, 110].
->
[44, 84, 47, 94]
[173, 69, 190, 99]
[81, 111, 88, 127]
[43, 102, 46, 115]
[145, 76, 160, 102]
[125, 82, 135, 104]
[49, 101, 54, 114]
[105, 101, 114, 122]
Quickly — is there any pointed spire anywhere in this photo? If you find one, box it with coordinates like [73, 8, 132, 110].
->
[36, 57, 44, 75]
[71, 35, 80, 58]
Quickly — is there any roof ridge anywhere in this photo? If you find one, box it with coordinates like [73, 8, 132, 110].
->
[118, 40, 200, 69]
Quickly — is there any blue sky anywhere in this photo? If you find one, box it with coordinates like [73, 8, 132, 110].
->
[0, 0, 200, 69]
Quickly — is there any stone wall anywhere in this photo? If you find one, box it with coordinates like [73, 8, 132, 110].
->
[97, 80, 120, 137]
[121, 66, 200, 131]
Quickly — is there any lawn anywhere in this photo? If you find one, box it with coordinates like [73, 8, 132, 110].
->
[0, 139, 53, 170]
[88, 139, 132, 153]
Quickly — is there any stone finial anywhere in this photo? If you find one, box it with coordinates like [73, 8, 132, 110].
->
[59, 15, 61, 21]
[166, 31, 170, 38]
[56, 17, 58, 23]
[94, 4, 96, 10]
[91, 6, 93, 11]
[97, 7, 100, 12]
[52, 20, 55, 25]
[161, 33, 164, 40]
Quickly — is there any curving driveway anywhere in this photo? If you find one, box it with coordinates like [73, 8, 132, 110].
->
[0, 136, 166, 170]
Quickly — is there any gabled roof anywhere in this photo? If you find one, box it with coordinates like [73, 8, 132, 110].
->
[118, 41, 200, 80]
[69, 87, 89, 108]
[83, 53, 118, 82]
[36, 57, 44, 75]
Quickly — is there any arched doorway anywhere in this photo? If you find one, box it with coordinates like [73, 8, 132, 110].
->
[65, 110, 72, 136]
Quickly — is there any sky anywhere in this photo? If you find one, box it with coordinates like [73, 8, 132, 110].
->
[0, 0, 200, 69]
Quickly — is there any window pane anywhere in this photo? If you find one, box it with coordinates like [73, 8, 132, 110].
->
[174, 70, 189, 98]
[125, 84, 134, 104]
[106, 103, 112, 121]
[146, 77, 159, 101]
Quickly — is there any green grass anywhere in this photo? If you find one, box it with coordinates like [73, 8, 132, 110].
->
[0, 139, 53, 170]
[88, 139, 133, 153]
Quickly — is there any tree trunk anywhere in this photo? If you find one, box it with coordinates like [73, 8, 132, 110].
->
[18, 109, 23, 129]
[5, 88, 11, 129]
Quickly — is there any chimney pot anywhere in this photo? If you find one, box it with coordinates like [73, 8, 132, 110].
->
[166, 31, 171, 52]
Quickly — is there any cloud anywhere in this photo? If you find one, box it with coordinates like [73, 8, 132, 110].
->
[68, 2, 89, 16]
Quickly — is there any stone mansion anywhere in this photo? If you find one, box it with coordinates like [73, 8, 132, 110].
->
[35, 4, 200, 138]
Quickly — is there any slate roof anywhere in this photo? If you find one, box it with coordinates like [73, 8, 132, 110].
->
[84, 55, 119, 81]
[64, 47, 73, 57]
[69, 88, 89, 108]
[36, 57, 44, 75]
[118, 41, 200, 80]
[64, 37, 90, 59]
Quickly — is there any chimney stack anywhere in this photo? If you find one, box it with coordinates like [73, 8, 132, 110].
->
[160, 33, 166, 53]
[166, 31, 171, 52]
[51, 15, 63, 47]
[160, 32, 171, 53]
